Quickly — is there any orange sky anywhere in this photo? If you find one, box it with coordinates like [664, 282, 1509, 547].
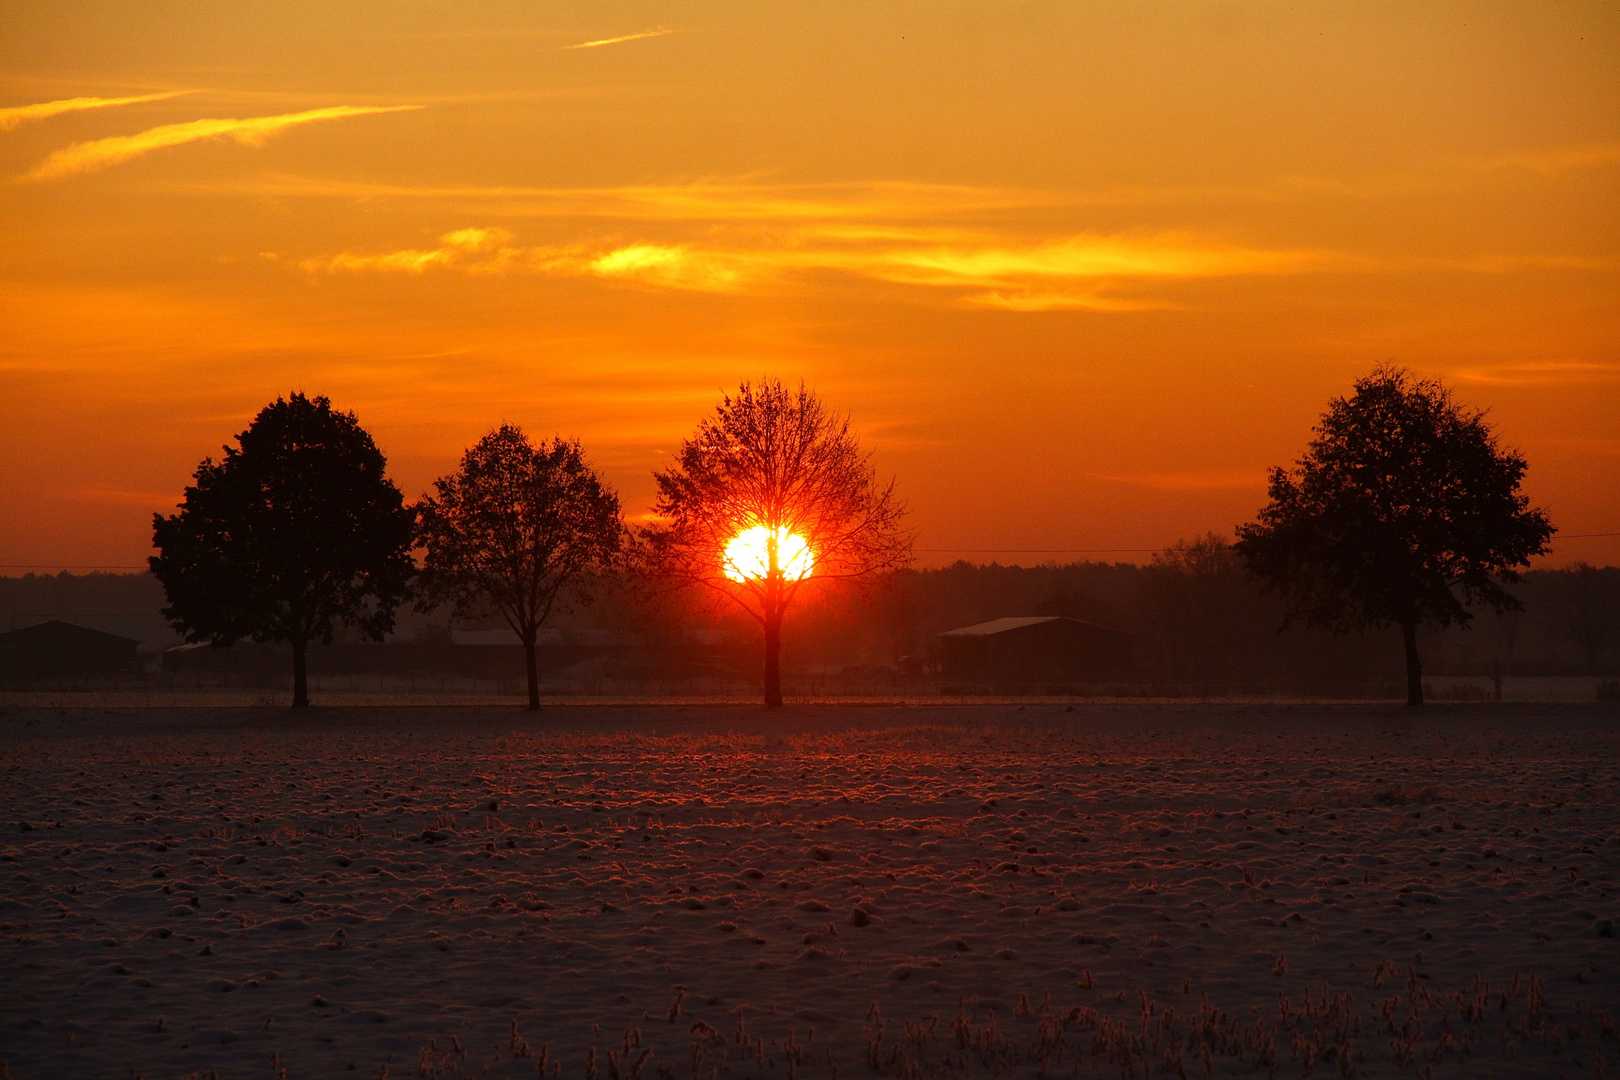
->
[2, 2, 1617, 572]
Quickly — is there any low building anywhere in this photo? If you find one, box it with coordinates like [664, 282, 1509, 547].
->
[0, 619, 141, 680]
[938, 616, 1134, 688]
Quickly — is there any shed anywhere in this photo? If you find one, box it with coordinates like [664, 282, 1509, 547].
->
[0, 619, 141, 680]
[938, 616, 1134, 687]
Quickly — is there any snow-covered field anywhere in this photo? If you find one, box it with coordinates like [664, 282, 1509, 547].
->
[1, 704, 1616, 1079]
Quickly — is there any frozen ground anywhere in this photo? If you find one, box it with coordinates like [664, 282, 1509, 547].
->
[0, 703, 1617, 1079]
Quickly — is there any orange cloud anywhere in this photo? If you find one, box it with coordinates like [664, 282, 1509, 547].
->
[1456, 142, 1620, 177]
[297, 226, 1338, 307]
[961, 290, 1166, 312]
[1451, 361, 1620, 387]
[304, 227, 517, 273]
[23, 105, 421, 180]
[0, 92, 190, 131]
[861, 235, 1335, 288]
[587, 244, 750, 291]
[1092, 471, 1261, 491]
[565, 27, 679, 49]
[171, 176, 1047, 221]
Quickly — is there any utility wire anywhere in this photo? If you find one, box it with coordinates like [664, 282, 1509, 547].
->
[918, 532, 1620, 554]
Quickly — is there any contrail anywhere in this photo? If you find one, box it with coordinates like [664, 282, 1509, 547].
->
[24, 105, 421, 181]
[0, 91, 190, 132]
[565, 27, 677, 50]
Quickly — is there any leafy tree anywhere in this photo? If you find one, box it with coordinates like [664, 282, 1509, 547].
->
[151, 394, 416, 707]
[640, 378, 911, 707]
[415, 426, 623, 709]
[1235, 367, 1554, 705]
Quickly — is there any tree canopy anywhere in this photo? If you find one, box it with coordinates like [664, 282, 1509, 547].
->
[1234, 367, 1553, 705]
[150, 393, 416, 706]
[640, 378, 911, 706]
[415, 426, 623, 709]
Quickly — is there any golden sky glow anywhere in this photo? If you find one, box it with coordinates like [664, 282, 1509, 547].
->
[1, 2, 1617, 571]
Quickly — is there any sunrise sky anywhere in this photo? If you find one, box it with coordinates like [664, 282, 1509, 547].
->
[2, 2, 1616, 572]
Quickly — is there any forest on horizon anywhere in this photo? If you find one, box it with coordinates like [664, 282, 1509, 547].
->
[4, 541, 1616, 688]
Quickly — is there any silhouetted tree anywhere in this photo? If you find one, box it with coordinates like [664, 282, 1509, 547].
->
[1235, 367, 1554, 705]
[150, 394, 415, 707]
[415, 426, 623, 709]
[1548, 562, 1620, 674]
[639, 378, 911, 707]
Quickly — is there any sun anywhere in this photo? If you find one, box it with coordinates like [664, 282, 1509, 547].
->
[723, 525, 815, 583]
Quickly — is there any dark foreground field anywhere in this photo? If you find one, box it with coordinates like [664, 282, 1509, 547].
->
[1, 704, 1617, 1079]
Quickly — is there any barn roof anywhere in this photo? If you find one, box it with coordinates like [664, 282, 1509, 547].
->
[938, 616, 1134, 638]
[0, 619, 140, 647]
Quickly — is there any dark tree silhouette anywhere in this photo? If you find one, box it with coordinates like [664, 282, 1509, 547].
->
[1141, 534, 1281, 684]
[150, 394, 416, 707]
[1548, 562, 1620, 673]
[1235, 367, 1554, 705]
[415, 426, 623, 709]
[640, 378, 911, 707]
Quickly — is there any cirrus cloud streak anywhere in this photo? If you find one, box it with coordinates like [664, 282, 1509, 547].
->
[0, 91, 191, 131]
[565, 27, 678, 49]
[24, 105, 421, 181]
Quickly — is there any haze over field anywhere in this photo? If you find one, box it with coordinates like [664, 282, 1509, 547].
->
[1, 2, 1617, 571]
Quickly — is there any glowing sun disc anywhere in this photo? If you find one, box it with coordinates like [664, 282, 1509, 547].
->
[723, 525, 814, 583]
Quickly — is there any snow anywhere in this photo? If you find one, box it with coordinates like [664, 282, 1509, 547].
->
[0, 703, 1615, 1078]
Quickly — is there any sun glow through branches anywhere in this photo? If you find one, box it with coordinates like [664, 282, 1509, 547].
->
[723, 525, 815, 583]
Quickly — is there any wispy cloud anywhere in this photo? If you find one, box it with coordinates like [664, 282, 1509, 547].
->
[565, 27, 678, 49]
[70, 485, 177, 507]
[160, 175, 1168, 220]
[1091, 470, 1261, 491]
[1535, 436, 1620, 457]
[859, 235, 1336, 288]
[1435, 253, 1617, 274]
[1451, 361, 1620, 387]
[0, 91, 190, 132]
[587, 244, 749, 291]
[23, 105, 421, 181]
[1454, 142, 1620, 177]
[303, 227, 518, 273]
[298, 224, 1342, 308]
[961, 290, 1166, 313]
[0, 91, 191, 132]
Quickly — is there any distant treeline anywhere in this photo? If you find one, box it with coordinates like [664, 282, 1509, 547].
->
[4, 542, 1617, 684]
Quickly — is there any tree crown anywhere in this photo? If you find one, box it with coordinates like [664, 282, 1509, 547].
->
[150, 392, 415, 647]
[642, 378, 911, 620]
[415, 425, 623, 634]
[1234, 366, 1553, 633]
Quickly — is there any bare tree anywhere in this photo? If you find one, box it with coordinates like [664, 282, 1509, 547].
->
[416, 426, 623, 709]
[1549, 562, 1620, 674]
[639, 378, 912, 707]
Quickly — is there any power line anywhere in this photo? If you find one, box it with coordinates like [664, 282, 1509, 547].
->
[0, 565, 151, 570]
[918, 531, 1620, 554]
[917, 548, 1161, 554]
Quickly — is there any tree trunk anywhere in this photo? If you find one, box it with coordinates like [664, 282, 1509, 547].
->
[1401, 618, 1423, 707]
[522, 630, 540, 711]
[763, 610, 783, 708]
[291, 636, 309, 708]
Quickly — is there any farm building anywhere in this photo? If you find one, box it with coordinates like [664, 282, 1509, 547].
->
[0, 619, 141, 680]
[938, 616, 1134, 687]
